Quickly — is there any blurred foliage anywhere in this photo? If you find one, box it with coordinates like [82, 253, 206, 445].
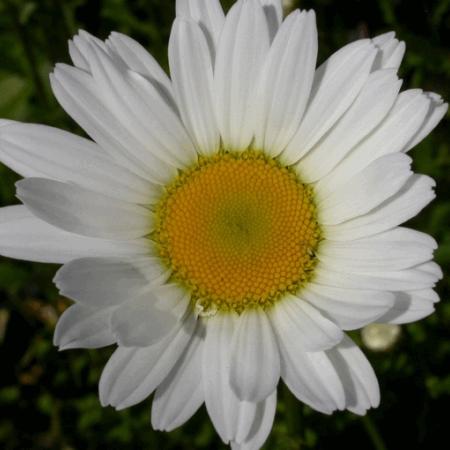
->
[0, 0, 449, 449]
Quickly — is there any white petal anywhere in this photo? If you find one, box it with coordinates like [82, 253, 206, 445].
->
[298, 69, 401, 182]
[326, 335, 379, 415]
[259, 0, 283, 41]
[278, 330, 379, 415]
[0, 121, 156, 204]
[70, 30, 110, 69]
[50, 65, 172, 181]
[214, 0, 270, 150]
[126, 70, 198, 166]
[202, 314, 271, 444]
[269, 295, 343, 351]
[314, 261, 441, 291]
[233, 402, 260, 445]
[54, 258, 149, 307]
[317, 90, 430, 196]
[152, 325, 204, 431]
[319, 227, 436, 272]
[203, 313, 277, 445]
[149, 283, 192, 317]
[175, 0, 225, 59]
[378, 289, 439, 324]
[49, 68, 148, 179]
[283, 39, 377, 163]
[276, 336, 345, 414]
[169, 18, 220, 154]
[280, 334, 378, 416]
[324, 175, 436, 241]
[111, 287, 189, 347]
[372, 31, 395, 47]
[413, 288, 439, 303]
[16, 178, 152, 240]
[318, 153, 412, 225]
[231, 390, 277, 450]
[372, 32, 405, 70]
[230, 309, 280, 402]
[0, 205, 147, 264]
[202, 313, 238, 442]
[404, 92, 448, 151]
[416, 260, 442, 278]
[85, 255, 167, 284]
[253, 10, 317, 155]
[54, 303, 115, 350]
[68, 39, 89, 71]
[99, 312, 196, 409]
[106, 31, 173, 94]
[72, 41, 187, 173]
[302, 284, 395, 330]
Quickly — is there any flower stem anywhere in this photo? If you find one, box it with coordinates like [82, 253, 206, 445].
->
[283, 384, 304, 446]
[362, 415, 388, 450]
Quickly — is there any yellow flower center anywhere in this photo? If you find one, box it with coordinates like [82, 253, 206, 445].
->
[153, 150, 321, 314]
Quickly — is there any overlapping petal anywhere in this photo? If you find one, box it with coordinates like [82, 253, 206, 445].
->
[269, 295, 344, 351]
[0, 205, 147, 264]
[316, 90, 432, 195]
[325, 335, 380, 415]
[16, 178, 152, 240]
[229, 309, 280, 402]
[52, 36, 198, 180]
[314, 260, 442, 292]
[283, 39, 377, 163]
[253, 9, 317, 155]
[275, 329, 346, 414]
[259, 0, 283, 40]
[318, 153, 413, 225]
[175, 0, 225, 59]
[54, 304, 115, 350]
[203, 314, 277, 446]
[276, 331, 379, 415]
[99, 313, 196, 410]
[323, 174, 436, 241]
[169, 18, 220, 154]
[0, 121, 157, 204]
[54, 258, 150, 307]
[51, 64, 169, 180]
[152, 325, 205, 431]
[105, 31, 173, 93]
[378, 289, 440, 324]
[319, 227, 436, 272]
[301, 285, 395, 330]
[297, 69, 402, 182]
[372, 31, 405, 70]
[231, 391, 277, 450]
[111, 291, 182, 347]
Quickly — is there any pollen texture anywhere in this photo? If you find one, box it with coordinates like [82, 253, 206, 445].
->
[153, 150, 321, 314]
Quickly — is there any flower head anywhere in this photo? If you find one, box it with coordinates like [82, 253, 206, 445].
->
[0, 0, 446, 448]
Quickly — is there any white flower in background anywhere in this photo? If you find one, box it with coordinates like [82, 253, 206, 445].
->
[362, 323, 402, 352]
[0, 0, 446, 448]
[282, 0, 295, 13]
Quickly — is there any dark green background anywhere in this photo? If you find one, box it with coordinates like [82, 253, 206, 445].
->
[0, 0, 448, 449]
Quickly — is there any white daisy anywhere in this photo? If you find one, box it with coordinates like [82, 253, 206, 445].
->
[0, 0, 446, 448]
[361, 323, 402, 352]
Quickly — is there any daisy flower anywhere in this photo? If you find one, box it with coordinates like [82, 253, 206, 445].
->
[0, 0, 447, 448]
